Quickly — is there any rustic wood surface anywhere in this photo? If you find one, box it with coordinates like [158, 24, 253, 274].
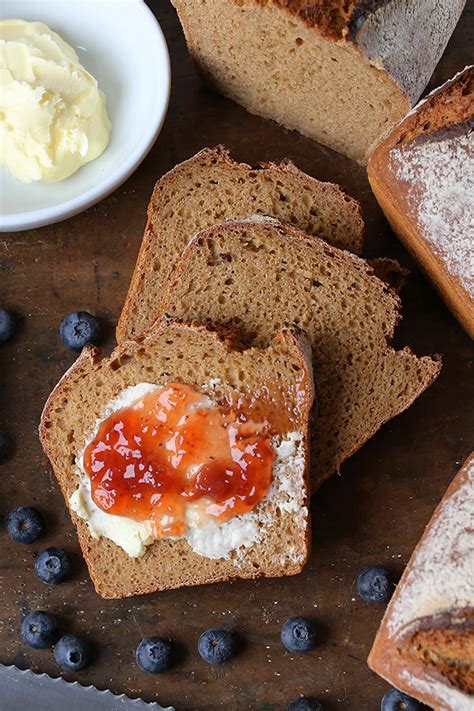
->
[0, 2, 473, 709]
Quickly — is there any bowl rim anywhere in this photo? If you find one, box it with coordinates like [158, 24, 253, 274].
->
[0, 1, 171, 232]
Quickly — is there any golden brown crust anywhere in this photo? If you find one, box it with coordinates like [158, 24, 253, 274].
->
[248, 0, 382, 38]
[40, 320, 313, 598]
[368, 67, 474, 338]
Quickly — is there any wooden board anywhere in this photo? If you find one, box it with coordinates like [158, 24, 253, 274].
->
[0, 2, 472, 709]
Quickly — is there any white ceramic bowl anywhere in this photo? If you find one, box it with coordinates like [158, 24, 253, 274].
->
[0, 0, 171, 232]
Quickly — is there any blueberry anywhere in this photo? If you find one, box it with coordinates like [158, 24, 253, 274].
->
[198, 628, 236, 664]
[35, 547, 72, 585]
[21, 611, 59, 649]
[59, 312, 101, 352]
[7, 506, 44, 544]
[288, 698, 323, 711]
[135, 636, 172, 674]
[0, 431, 13, 463]
[281, 617, 316, 653]
[356, 566, 393, 604]
[54, 634, 91, 671]
[0, 309, 16, 344]
[381, 688, 421, 710]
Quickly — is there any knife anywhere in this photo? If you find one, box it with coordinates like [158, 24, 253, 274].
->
[0, 664, 175, 711]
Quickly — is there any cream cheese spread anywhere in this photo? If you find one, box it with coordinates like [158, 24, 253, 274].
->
[69, 383, 306, 561]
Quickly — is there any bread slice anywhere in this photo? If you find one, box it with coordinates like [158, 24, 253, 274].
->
[40, 319, 314, 599]
[368, 66, 474, 338]
[171, 0, 465, 163]
[116, 146, 364, 342]
[368, 453, 474, 709]
[157, 216, 441, 490]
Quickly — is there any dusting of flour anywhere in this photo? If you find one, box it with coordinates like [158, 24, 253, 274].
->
[390, 130, 474, 296]
[388, 458, 474, 638]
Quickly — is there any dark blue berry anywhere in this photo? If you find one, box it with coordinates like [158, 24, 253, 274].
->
[54, 635, 91, 671]
[35, 547, 72, 585]
[357, 566, 393, 604]
[288, 698, 323, 711]
[0, 432, 13, 463]
[381, 688, 421, 710]
[198, 628, 236, 664]
[7, 506, 44, 544]
[59, 312, 101, 352]
[135, 636, 172, 674]
[281, 617, 316, 653]
[21, 611, 59, 649]
[0, 309, 16, 344]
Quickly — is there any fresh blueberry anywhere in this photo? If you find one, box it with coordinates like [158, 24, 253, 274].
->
[0, 309, 16, 344]
[59, 312, 101, 352]
[198, 628, 236, 664]
[356, 566, 393, 604]
[381, 688, 421, 710]
[7, 506, 44, 544]
[135, 636, 173, 674]
[281, 617, 316, 653]
[288, 698, 323, 711]
[0, 431, 13, 463]
[35, 547, 72, 585]
[54, 634, 91, 671]
[21, 611, 59, 649]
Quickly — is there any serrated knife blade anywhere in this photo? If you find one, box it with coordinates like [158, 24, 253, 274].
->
[0, 664, 175, 711]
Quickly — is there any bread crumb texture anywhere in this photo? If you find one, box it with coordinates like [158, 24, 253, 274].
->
[158, 217, 441, 490]
[117, 146, 364, 342]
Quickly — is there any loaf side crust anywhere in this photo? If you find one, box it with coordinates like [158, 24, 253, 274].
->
[368, 453, 474, 710]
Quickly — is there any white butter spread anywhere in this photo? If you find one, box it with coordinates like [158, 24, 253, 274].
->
[69, 383, 306, 561]
[0, 19, 111, 182]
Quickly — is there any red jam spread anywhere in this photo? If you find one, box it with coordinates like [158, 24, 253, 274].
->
[82, 383, 276, 539]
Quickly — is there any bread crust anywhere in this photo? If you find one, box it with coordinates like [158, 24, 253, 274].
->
[368, 66, 474, 339]
[40, 320, 314, 598]
[368, 453, 474, 710]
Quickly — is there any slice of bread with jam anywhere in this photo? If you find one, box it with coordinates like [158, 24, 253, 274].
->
[40, 319, 314, 599]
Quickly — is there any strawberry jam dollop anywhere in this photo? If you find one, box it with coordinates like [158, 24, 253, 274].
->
[82, 383, 276, 539]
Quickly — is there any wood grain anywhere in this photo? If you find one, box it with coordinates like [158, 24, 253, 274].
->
[0, 1, 472, 709]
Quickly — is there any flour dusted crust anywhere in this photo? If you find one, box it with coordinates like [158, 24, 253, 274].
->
[171, 1, 465, 162]
[368, 454, 474, 710]
[368, 67, 474, 338]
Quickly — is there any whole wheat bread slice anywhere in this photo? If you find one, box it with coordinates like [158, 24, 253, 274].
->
[40, 319, 313, 599]
[116, 146, 364, 342]
[158, 216, 441, 490]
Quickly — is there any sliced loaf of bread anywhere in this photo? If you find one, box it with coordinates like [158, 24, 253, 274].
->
[171, 0, 465, 163]
[40, 320, 314, 598]
[158, 216, 441, 490]
[116, 146, 364, 342]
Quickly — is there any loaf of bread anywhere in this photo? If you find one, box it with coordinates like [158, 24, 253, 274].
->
[368, 453, 474, 710]
[40, 320, 314, 598]
[157, 216, 441, 490]
[170, 0, 466, 163]
[117, 146, 364, 343]
[368, 66, 474, 338]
